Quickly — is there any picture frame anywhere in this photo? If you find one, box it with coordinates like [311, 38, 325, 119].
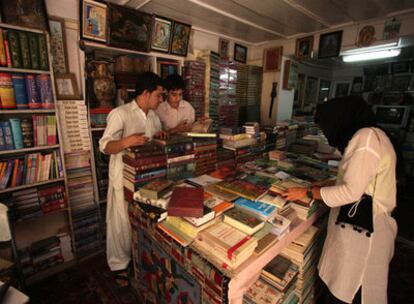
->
[170, 21, 192, 56]
[55, 73, 82, 100]
[80, 0, 108, 43]
[0, 0, 48, 31]
[318, 79, 331, 103]
[333, 81, 351, 98]
[108, 3, 153, 52]
[48, 16, 69, 74]
[304, 76, 318, 106]
[295, 36, 313, 59]
[350, 76, 363, 95]
[391, 75, 411, 91]
[283, 60, 299, 90]
[219, 38, 229, 60]
[383, 19, 401, 40]
[151, 16, 173, 53]
[233, 43, 247, 64]
[391, 61, 410, 74]
[263, 46, 283, 72]
[318, 30, 343, 59]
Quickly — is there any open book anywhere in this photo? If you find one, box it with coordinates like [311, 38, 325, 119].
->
[181, 118, 216, 137]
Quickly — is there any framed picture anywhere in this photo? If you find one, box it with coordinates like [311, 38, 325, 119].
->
[170, 21, 192, 56]
[318, 31, 343, 59]
[0, 0, 48, 30]
[109, 3, 153, 52]
[391, 75, 411, 91]
[80, 0, 107, 43]
[283, 60, 299, 90]
[48, 17, 69, 74]
[333, 81, 351, 98]
[350, 77, 363, 95]
[391, 61, 410, 74]
[219, 38, 229, 60]
[263, 46, 283, 72]
[151, 16, 172, 53]
[234, 43, 247, 63]
[383, 19, 401, 40]
[55, 73, 82, 100]
[295, 36, 313, 59]
[318, 79, 331, 103]
[304, 76, 318, 105]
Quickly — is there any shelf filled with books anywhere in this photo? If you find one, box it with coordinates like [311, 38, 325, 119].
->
[0, 23, 75, 283]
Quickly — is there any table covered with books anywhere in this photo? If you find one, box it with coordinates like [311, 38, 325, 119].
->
[124, 130, 337, 304]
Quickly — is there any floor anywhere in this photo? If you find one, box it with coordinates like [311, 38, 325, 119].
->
[26, 198, 414, 304]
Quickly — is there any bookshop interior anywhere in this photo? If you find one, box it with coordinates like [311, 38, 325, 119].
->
[1, 0, 414, 303]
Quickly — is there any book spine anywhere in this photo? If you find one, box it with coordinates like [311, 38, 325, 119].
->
[0, 126, 5, 150]
[0, 30, 6, 67]
[12, 74, 28, 109]
[9, 118, 23, 149]
[37, 34, 49, 70]
[1, 121, 14, 150]
[7, 30, 22, 68]
[25, 74, 41, 109]
[36, 74, 54, 109]
[2, 30, 12, 68]
[0, 73, 16, 109]
[18, 31, 31, 69]
[28, 33, 40, 70]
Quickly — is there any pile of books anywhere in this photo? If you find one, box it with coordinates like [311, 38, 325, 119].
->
[89, 108, 112, 128]
[183, 60, 206, 119]
[192, 137, 217, 175]
[57, 231, 74, 262]
[72, 206, 102, 257]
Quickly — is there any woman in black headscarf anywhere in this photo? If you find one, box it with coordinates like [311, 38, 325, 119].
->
[283, 96, 398, 304]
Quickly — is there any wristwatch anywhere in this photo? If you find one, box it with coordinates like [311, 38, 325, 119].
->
[306, 187, 314, 199]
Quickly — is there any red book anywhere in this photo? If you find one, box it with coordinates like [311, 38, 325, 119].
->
[167, 187, 204, 217]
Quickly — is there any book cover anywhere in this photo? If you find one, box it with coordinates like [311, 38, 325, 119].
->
[167, 187, 204, 217]
[9, 118, 23, 149]
[0, 121, 14, 150]
[3, 30, 12, 68]
[184, 205, 215, 227]
[223, 208, 264, 235]
[234, 197, 278, 220]
[0, 73, 16, 109]
[137, 201, 167, 222]
[28, 33, 40, 70]
[0, 127, 5, 150]
[139, 179, 173, 200]
[37, 34, 49, 70]
[7, 30, 22, 68]
[0, 30, 6, 66]
[25, 75, 41, 109]
[216, 179, 267, 201]
[12, 74, 28, 109]
[263, 255, 292, 281]
[18, 31, 31, 69]
[36, 74, 54, 109]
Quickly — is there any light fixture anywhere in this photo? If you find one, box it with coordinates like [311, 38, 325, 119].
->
[341, 39, 401, 62]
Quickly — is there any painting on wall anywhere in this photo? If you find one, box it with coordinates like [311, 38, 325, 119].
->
[295, 36, 313, 60]
[0, 0, 48, 30]
[151, 16, 172, 53]
[55, 73, 82, 100]
[263, 46, 283, 72]
[234, 43, 247, 63]
[108, 3, 153, 51]
[219, 38, 229, 60]
[318, 30, 343, 59]
[283, 60, 299, 90]
[49, 17, 69, 74]
[80, 0, 108, 43]
[170, 21, 191, 56]
[383, 19, 401, 40]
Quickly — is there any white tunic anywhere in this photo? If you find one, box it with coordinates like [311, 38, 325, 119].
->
[99, 101, 162, 271]
[319, 128, 397, 304]
[155, 100, 195, 130]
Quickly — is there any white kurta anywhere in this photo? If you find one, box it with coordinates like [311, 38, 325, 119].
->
[155, 100, 195, 130]
[99, 101, 162, 271]
[319, 128, 397, 304]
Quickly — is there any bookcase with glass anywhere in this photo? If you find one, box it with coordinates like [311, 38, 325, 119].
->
[0, 23, 75, 284]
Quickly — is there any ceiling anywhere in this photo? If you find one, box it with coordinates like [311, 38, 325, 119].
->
[109, 0, 414, 44]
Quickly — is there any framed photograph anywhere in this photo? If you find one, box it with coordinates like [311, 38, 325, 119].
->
[391, 75, 411, 91]
[295, 36, 313, 59]
[234, 43, 247, 63]
[304, 76, 318, 105]
[151, 16, 172, 53]
[0, 0, 48, 30]
[350, 76, 363, 95]
[333, 81, 351, 98]
[109, 3, 153, 52]
[318, 79, 331, 103]
[383, 19, 401, 40]
[283, 60, 299, 90]
[49, 17, 69, 74]
[219, 38, 229, 60]
[80, 0, 107, 43]
[55, 73, 82, 100]
[318, 30, 343, 59]
[170, 21, 192, 56]
[263, 46, 283, 72]
[391, 61, 410, 74]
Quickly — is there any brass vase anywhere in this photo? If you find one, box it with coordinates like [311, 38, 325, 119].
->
[90, 60, 116, 108]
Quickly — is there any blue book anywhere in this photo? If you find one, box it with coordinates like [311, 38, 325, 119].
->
[0, 126, 5, 150]
[12, 74, 28, 109]
[9, 118, 23, 149]
[234, 197, 278, 221]
[0, 121, 14, 150]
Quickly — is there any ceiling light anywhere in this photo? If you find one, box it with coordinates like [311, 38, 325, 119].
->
[342, 49, 401, 62]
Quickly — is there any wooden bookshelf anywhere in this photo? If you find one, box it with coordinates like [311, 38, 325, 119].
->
[0, 67, 51, 74]
[0, 178, 65, 194]
[0, 109, 56, 114]
[0, 144, 60, 156]
[13, 208, 69, 224]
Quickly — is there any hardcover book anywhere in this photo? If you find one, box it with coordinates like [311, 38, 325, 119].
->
[223, 208, 264, 235]
[37, 34, 49, 70]
[7, 30, 22, 68]
[28, 33, 40, 70]
[167, 187, 204, 217]
[139, 179, 173, 200]
[18, 31, 31, 69]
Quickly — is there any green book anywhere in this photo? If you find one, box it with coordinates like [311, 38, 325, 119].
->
[28, 33, 40, 70]
[37, 34, 49, 70]
[18, 31, 31, 69]
[7, 29, 22, 68]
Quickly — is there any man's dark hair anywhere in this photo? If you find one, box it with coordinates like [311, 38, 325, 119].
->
[163, 74, 185, 91]
[135, 72, 163, 96]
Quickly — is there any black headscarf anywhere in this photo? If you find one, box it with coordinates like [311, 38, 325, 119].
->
[314, 96, 377, 153]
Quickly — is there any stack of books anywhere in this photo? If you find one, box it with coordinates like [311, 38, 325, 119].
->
[10, 188, 42, 220]
[192, 137, 217, 175]
[38, 184, 66, 214]
[183, 60, 206, 119]
[57, 231, 74, 262]
[72, 206, 102, 257]
[216, 178, 267, 201]
[89, 108, 112, 128]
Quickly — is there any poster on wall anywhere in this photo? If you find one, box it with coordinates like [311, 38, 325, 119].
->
[80, 0, 108, 43]
[170, 21, 192, 56]
[49, 17, 69, 74]
[0, 0, 48, 30]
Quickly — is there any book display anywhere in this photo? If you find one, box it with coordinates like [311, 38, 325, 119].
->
[0, 23, 74, 283]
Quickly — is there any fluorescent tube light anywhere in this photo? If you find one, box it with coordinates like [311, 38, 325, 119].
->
[342, 49, 401, 62]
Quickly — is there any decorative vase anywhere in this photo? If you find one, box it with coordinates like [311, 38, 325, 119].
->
[91, 60, 116, 108]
